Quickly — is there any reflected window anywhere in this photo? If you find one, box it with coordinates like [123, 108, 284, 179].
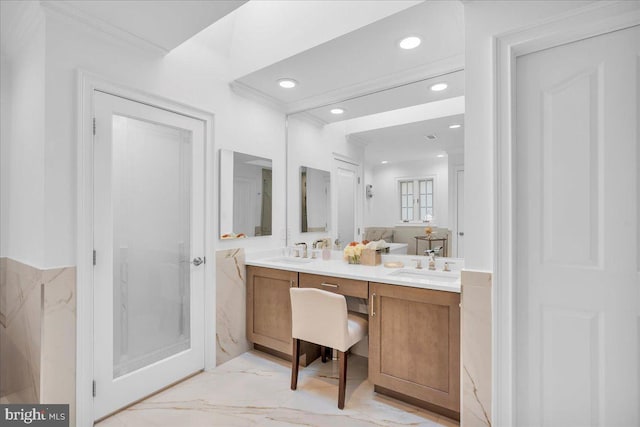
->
[399, 177, 434, 222]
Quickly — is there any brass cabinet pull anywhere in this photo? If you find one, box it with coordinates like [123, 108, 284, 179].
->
[320, 282, 339, 288]
[370, 293, 376, 317]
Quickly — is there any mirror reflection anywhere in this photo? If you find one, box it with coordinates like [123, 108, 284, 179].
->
[300, 166, 330, 233]
[288, 70, 465, 257]
[219, 150, 272, 239]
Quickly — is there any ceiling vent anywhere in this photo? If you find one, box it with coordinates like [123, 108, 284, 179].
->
[425, 134, 437, 141]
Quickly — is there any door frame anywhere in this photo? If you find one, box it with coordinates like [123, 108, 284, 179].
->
[76, 70, 216, 426]
[494, 2, 640, 425]
[452, 165, 464, 258]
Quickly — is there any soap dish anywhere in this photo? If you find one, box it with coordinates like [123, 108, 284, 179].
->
[383, 261, 404, 268]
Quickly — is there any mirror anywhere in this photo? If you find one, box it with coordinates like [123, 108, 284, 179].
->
[219, 149, 272, 238]
[300, 166, 330, 232]
[287, 70, 465, 257]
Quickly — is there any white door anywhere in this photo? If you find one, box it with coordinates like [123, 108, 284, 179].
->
[335, 160, 359, 245]
[93, 91, 206, 419]
[515, 26, 639, 426]
[456, 169, 464, 258]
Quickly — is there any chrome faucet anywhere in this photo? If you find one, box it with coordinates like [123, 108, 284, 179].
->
[294, 242, 308, 258]
[312, 239, 325, 249]
[424, 246, 443, 257]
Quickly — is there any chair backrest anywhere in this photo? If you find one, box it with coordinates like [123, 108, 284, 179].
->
[290, 288, 349, 351]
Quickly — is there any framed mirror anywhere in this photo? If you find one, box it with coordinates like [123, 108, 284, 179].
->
[219, 149, 272, 239]
[300, 166, 330, 233]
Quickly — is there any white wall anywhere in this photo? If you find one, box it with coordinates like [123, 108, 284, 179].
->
[0, 20, 46, 265]
[365, 157, 449, 228]
[33, 9, 286, 267]
[287, 116, 364, 246]
[463, 0, 593, 271]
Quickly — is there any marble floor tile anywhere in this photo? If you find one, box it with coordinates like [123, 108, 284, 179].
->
[97, 351, 459, 427]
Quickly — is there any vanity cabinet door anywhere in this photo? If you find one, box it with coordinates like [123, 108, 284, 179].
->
[246, 266, 297, 354]
[369, 282, 461, 417]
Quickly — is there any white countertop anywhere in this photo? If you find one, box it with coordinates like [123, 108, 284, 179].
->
[245, 250, 461, 293]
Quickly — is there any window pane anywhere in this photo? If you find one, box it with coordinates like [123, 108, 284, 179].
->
[427, 194, 433, 208]
[427, 179, 433, 193]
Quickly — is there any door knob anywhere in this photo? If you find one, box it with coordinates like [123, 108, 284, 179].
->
[458, 232, 464, 236]
[192, 257, 204, 266]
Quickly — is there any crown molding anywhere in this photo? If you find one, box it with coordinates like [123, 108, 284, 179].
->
[229, 80, 286, 113]
[40, 0, 169, 55]
[287, 111, 327, 128]
[285, 54, 464, 115]
[0, 1, 44, 57]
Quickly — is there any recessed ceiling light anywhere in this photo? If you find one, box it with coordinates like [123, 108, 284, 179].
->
[381, 160, 388, 164]
[449, 124, 462, 129]
[330, 108, 345, 115]
[437, 154, 445, 158]
[430, 82, 448, 92]
[278, 78, 297, 89]
[399, 36, 421, 50]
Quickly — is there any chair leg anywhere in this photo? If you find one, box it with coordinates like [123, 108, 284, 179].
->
[291, 338, 300, 390]
[338, 350, 347, 409]
[321, 345, 327, 363]
[325, 346, 332, 361]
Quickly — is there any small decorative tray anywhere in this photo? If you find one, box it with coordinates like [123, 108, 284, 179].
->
[383, 261, 404, 268]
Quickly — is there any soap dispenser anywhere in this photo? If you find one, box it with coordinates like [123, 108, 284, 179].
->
[428, 253, 436, 271]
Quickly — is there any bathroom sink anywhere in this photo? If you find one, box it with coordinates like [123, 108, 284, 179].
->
[264, 256, 315, 264]
[387, 269, 459, 283]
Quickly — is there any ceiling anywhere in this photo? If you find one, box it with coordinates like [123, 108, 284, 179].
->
[234, 0, 464, 113]
[231, 1, 465, 165]
[354, 114, 464, 165]
[303, 70, 464, 124]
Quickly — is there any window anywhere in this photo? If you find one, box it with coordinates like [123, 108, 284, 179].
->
[399, 177, 434, 222]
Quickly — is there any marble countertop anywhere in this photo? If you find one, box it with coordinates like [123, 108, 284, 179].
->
[245, 250, 461, 293]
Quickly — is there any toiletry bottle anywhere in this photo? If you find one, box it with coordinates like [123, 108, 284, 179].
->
[322, 242, 331, 260]
[428, 253, 436, 270]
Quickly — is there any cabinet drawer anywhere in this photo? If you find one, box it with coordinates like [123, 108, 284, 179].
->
[299, 273, 368, 298]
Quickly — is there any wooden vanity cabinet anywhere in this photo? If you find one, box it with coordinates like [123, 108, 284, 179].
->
[368, 282, 461, 419]
[246, 266, 297, 355]
[246, 266, 319, 365]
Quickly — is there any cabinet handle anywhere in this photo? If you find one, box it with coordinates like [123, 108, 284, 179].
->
[320, 282, 339, 288]
[370, 293, 376, 317]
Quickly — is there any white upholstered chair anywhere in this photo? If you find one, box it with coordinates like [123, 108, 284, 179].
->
[289, 287, 368, 409]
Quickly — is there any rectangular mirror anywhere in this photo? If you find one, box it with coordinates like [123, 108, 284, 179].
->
[219, 149, 272, 238]
[300, 166, 330, 233]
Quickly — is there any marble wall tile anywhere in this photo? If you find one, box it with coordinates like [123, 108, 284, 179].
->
[0, 258, 77, 427]
[215, 248, 250, 366]
[461, 270, 492, 427]
[0, 258, 42, 403]
[41, 267, 76, 426]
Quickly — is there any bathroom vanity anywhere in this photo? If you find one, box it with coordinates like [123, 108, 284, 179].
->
[245, 254, 461, 420]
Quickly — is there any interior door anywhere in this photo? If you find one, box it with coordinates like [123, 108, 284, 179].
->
[335, 160, 360, 245]
[456, 169, 464, 258]
[93, 91, 206, 420]
[515, 26, 639, 426]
